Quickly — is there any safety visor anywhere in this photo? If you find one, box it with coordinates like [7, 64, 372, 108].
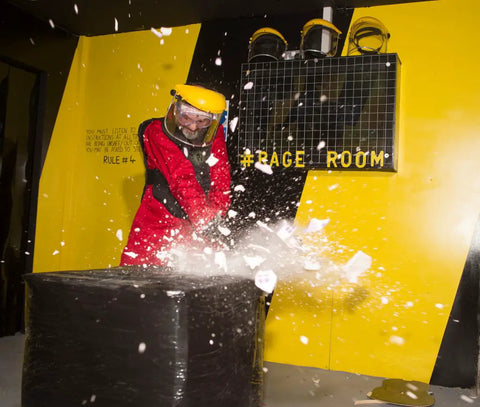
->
[174, 101, 213, 129]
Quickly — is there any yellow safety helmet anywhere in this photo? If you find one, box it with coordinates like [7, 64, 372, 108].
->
[164, 84, 226, 147]
[248, 27, 287, 62]
[300, 18, 342, 59]
[347, 17, 390, 56]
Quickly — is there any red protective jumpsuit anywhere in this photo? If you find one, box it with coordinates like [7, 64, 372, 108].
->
[120, 119, 231, 265]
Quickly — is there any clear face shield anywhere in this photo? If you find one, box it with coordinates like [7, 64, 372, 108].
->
[347, 17, 390, 56]
[164, 99, 222, 147]
[301, 25, 340, 59]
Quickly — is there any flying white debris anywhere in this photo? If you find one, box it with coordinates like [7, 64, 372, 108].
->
[303, 257, 322, 271]
[254, 269, 277, 293]
[215, 57, 222, 66]
[206, 154, 219, 167]
[254, 162, 273, 175]
[52, 250, 59, 256]
[114, 18, 119, 32]
[460, 395, 475, 404]
[48, 19, 55, 29]
[303, 218, 330, 233]
[166, 290, 184, 297]
[74, 4, 79, 14]
[116, 229, 123, 241]
[227, 209, 238, 218]
[214, 251, 227, 271]
[389, 335, 405, 345]
[244, 81, 254, 90]
[138, 342, 146, 353]
[234, 184, 245, 192]
[243, 255, 266, 269]
[342, 251, 372, 283]
[218, 225, 231, 236]
[124, 251, 138, 259]
[328, 183, 339, 191]
[229, 117, 239, 132]
[160, 27, 172, 36]
[317, 140, 326, 150]
[300, 335, 309, 345]
[151, 27, 163, 38]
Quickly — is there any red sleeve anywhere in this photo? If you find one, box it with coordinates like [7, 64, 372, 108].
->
[207, 125, 231, 215]
[142, 120, 229, 229]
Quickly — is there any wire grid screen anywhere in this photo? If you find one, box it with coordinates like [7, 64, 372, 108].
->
[237, 53, 400, 171]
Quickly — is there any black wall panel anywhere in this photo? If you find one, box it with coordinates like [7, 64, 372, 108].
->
[0, 2, 78, 336]
[187, 10, 353, 234]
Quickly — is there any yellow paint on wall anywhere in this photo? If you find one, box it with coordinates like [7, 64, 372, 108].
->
[265, 0, 480, 381]
[34, 25, 201, 272]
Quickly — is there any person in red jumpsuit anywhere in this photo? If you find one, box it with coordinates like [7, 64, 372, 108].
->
[120, 84, 231, 266]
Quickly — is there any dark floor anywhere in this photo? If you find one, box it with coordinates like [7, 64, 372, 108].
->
[1, 333, 478, 406]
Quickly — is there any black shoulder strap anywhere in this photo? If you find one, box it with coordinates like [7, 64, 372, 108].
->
[146, 169, 188, 219]
[138, 119, 188, 220]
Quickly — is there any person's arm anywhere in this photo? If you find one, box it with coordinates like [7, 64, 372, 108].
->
[142, 120, 221, 229]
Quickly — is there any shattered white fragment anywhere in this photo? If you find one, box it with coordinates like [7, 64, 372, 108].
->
[328, 183, 339, 191]
[138, 342, 146, 353]
[303, 257, 322, 271]
[234, 184, 245, 192]
[389, 335, 405, 345]
[215, 57, 222, 66]
[160, 27, 172, 36]
[166, 290, 184, 297]
[227, 209, 238, 218]
[243, 255, 266, 269]
[151, 27, 163, 38]
[214, 251, 227, 271]
[243, 81, 254, 90]
[381, 297, 389, 305]
[206, 154, 219, 167]
[342, 251, 372, 283]
[124, 251, 138, 259]
[116, 229, 123, 241]
[303, 218, 330, 234]
[320, 94, 328, 102]
[275, 220, 296, 242]
[49, 19, 55, 29]
[300, 335, 309, 345]
[218, 225, 231, 236]
[254, 162, 273, 175]
[74, 4, 79, 14]
[52, 250, 59, 256]
[317, 140, 326, 150]
[460, 395, 475, 403]
[435, 303, 444, 309]
[114, 18, 119, 32]
[229, 117, 239, 133]
[254, 269, 277, 293]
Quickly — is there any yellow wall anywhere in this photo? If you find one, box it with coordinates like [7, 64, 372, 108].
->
[265, 0, 480, 381]
[33, 0, 480, 383]
[33, 26, 201, 272]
